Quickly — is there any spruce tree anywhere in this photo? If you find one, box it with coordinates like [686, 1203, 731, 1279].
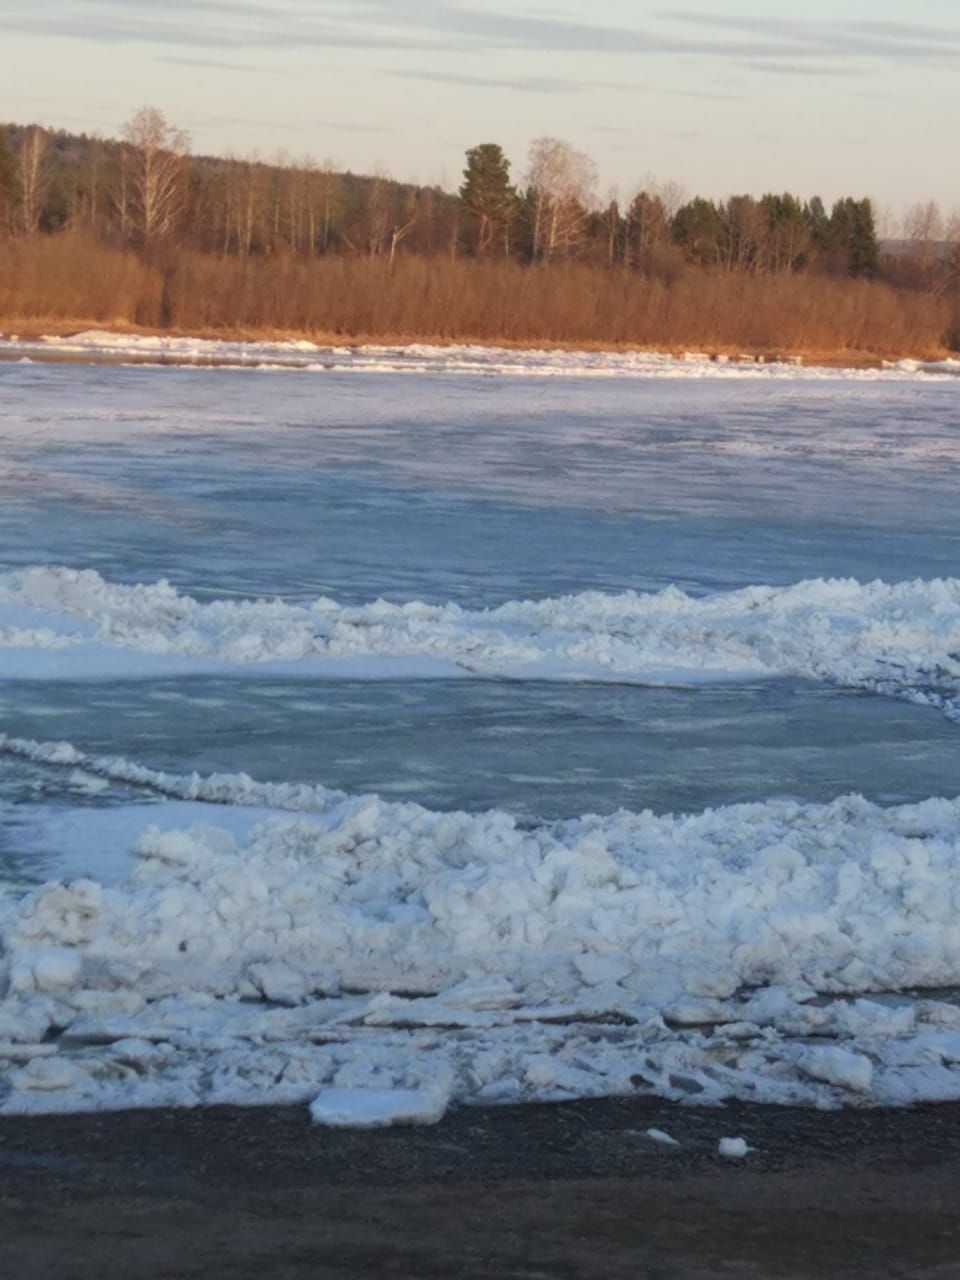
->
[0, 127, 20, 231]
[829, 197, 879, 278]
[459, 143, 515, 256]
[804, 196, 830, 252]
[850, 198, 880, 278]
[672, 197, 723, 266]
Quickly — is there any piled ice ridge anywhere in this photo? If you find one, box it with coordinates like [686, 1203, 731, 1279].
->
[3, 569, 960, 717]
[4, 746, 960, 1115]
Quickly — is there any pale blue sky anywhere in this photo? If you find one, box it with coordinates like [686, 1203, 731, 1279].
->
[2, 0, 958, 211]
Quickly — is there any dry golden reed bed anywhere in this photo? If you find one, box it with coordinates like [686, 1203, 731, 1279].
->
[1, 234, 956, 362]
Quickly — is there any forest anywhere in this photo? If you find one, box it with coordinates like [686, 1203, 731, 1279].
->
[0, 110, 957, 356]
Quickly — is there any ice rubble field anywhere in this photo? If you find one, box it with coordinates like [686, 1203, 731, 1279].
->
[5, 569, 960, 1118]
[2, 342, 960, 1124]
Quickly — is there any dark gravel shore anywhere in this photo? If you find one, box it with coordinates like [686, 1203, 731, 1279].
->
[2, 1097, 960, 1278]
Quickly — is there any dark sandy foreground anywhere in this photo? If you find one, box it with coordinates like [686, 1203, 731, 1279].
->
[3, 1099, 960, 1279]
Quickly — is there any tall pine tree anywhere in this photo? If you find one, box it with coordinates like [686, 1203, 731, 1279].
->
[829, 197, 879, 278]
[850, 198, 880, 278]
[459, 143, 515, 256]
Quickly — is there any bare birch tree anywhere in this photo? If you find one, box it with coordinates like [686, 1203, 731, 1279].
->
[121, 107, 190, 247]
[905, 200, 945, 283]
[388, 191, 418, 267]
[231, 159, 267, 257]
[525, 137, 596, 262]
[946, 208, 960, 293]
[362, 172, 392, 258]
[19, 126, 51, 235]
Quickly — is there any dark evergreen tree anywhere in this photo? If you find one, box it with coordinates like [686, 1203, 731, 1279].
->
[804, 196, 830, 254]
[829, 197, 880, 278]
[850, 198, 880, 278]
[626, 191, 669, 269]
[672, 197, 723, 266]
[0, 127, 20, 231]
[586, 197, 624, 267]
[459, 143, 516, 256]
[759, 193, 810, 271]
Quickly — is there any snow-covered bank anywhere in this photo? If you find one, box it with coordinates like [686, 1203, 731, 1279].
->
[3, 568, 960, 717]
[2, 329, 959, 379]
[4, 752, 960, 1115]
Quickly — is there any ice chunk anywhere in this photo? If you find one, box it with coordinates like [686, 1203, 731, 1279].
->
[644, 1128, 681, 1147]
[718, 1137, 749, 1159]
[11, 947, 82, 995]
[309, 1086, 449, 1129]
[11, 1057, 87, 1092]
[800, 1047, 874, 1094]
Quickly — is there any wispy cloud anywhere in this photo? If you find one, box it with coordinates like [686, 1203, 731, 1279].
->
[741, 61, 864, 78]
[0, 1, 454, 52]
[389, 70, 581, 95]
[660, 11, 960, 66]
[158, 56, 282, 73]
[3, 0, 959, 70]
[390, 68, 741, 100]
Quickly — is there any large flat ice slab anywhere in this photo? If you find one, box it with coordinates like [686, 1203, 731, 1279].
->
[309, 1086, 450, 1129]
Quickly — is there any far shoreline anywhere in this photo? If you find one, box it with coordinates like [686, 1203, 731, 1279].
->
[2, 317, 956, 372]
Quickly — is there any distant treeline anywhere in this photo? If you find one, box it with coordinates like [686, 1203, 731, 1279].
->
[0, 110, 958, 354]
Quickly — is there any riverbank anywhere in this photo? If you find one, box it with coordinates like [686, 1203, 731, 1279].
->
[3, 320, 957, 373]
[2, 235, 954, 366]
[2, 1096, 959, 1278]
[1, 317, 954, 369]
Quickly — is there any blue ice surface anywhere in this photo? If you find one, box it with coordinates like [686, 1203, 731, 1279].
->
[1, 359, 959, 884]
[1, 361, 959, 603]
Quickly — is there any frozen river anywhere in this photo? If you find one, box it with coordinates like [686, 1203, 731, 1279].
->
[2, 341, 960, 1120]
